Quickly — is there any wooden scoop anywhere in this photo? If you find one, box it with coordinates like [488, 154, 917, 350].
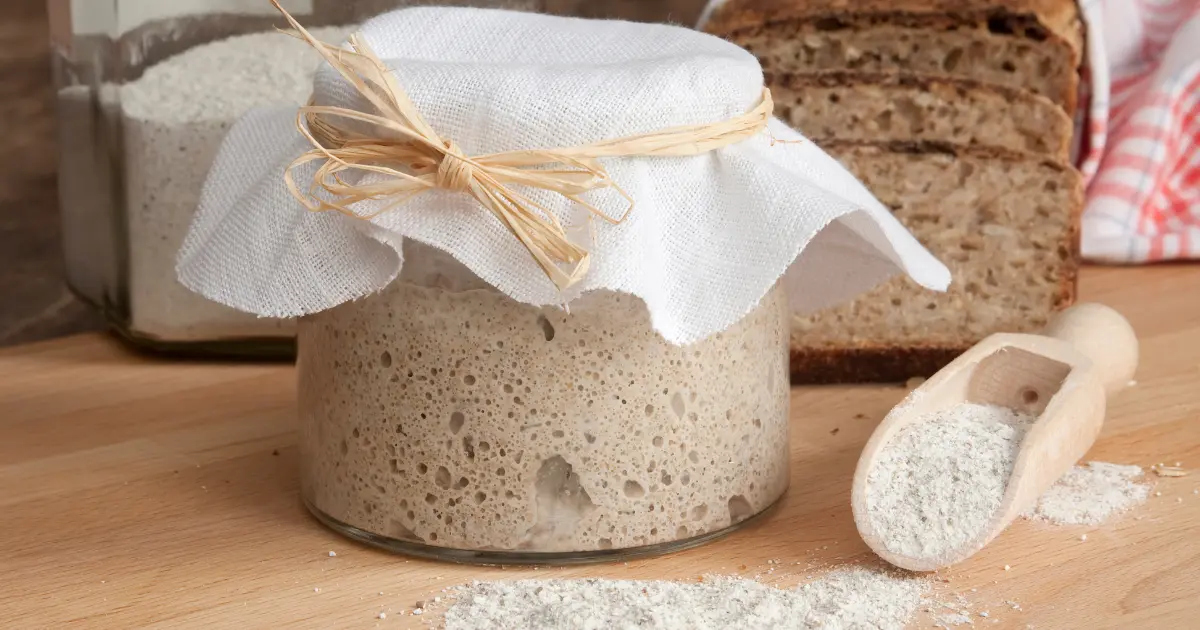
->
[850, 303, 1139, 572]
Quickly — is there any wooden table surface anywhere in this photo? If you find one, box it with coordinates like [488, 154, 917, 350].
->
[2, 266, 1198, 629]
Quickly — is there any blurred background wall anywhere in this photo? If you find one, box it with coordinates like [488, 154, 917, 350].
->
[0, 0, 104, 347]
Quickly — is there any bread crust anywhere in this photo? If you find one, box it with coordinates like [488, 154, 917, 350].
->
[789, 139, 1083, 384]
[789, 345, 968, 383]
[822, 138, 1077, 171]
[772, 70, 1059, 103]
[772, 71, 1074, 160]
[704, 0, 1084, 60]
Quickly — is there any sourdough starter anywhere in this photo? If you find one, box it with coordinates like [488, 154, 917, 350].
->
[297, 262, 790, 553]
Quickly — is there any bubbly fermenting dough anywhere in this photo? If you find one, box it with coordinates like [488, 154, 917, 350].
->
[298, 268, 790, 552]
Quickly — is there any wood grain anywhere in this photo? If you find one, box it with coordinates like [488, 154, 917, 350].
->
[0, 269, 1197, 629]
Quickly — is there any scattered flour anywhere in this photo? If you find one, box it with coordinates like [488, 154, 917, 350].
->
[927, 591, 976, 629]
[927, 590, 1021, 629]
[865, 403, 1035, 562]
[442, 568, 928, 630]
[1026, 461, 1152, 525]
[119, 27, 352, 342]
[933, 610, 974, 628]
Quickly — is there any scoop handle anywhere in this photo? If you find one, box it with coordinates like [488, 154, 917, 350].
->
[1040, 302, 1139, 397]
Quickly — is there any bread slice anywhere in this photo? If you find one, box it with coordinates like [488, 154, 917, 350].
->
[704, 0, 1084, 114]
[772, 72, 1073, 160]
[791, 141, 1082, 383]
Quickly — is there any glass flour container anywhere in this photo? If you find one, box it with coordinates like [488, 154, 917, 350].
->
[48, 0, 556, 357]
[297, 244, 792, 563]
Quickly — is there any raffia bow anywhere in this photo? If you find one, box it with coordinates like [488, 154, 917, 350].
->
[271, 0, 773, 291]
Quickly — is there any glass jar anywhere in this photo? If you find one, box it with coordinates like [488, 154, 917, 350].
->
[297, 244, 791, 563]
[48, 0, 554, 357]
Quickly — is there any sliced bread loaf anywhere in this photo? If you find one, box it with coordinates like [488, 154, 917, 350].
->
[790, 141, 1083, 383]
[704, 0, 1084, 114]
[772, 72, 1073, 160]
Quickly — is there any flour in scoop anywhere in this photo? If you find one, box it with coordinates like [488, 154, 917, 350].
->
[1027, 461, 1151, 525]
[865, 403, 1036, 562]
[442, 568, 928, 630]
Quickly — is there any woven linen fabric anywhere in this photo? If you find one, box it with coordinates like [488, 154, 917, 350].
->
[1078, 0, 1200, 262]
[177, 7, 949, 345]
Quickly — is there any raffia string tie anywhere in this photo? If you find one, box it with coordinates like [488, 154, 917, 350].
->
[436, 141, 474, 193]
[269, 0, 774, 291]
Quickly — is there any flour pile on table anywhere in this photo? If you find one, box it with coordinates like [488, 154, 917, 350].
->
[1026, 461, 1152, 525]
[442, 568, 928, 630]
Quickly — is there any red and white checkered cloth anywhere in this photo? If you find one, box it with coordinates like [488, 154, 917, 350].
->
[1079, 0, 1200, 262]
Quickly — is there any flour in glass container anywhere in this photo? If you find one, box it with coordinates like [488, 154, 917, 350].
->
[119, 27, 352, 341]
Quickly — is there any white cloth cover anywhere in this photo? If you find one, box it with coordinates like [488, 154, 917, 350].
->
[177, 7, 950, 345]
